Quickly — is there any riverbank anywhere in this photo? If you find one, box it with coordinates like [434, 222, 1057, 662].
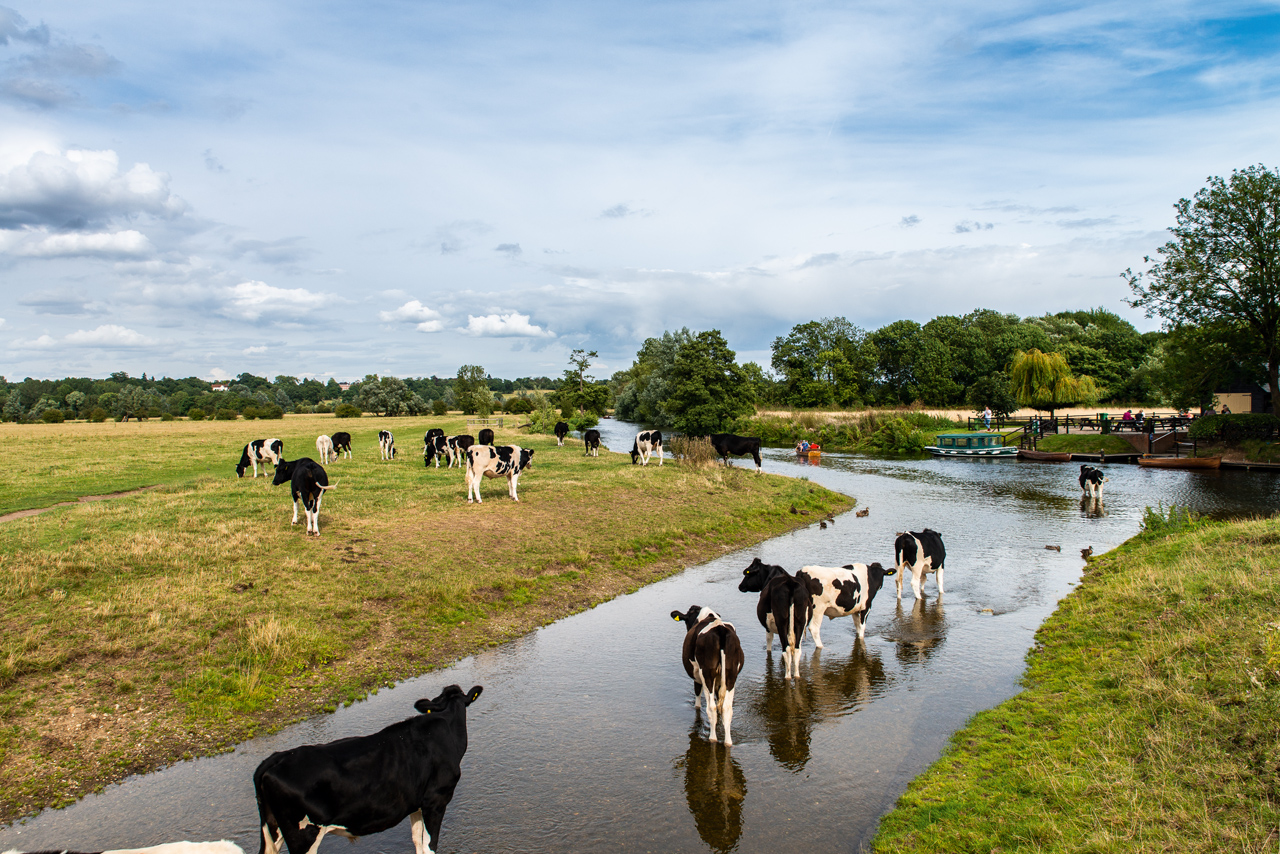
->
[0, 417, 852, 823]
[872, 509, 1280, 852]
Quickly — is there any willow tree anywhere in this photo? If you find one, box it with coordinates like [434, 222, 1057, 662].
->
[1008, 349, 1101, 417]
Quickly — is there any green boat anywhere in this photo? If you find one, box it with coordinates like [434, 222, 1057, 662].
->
[926, 433, 1018, 458]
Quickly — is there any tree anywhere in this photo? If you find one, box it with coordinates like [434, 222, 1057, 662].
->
[1008, 349, 1101, 417]
[770, 317, 874, 407]
[661, 329, 756, 435]
[453, 366, 493, 415]
[559, 349, 606, 415]
[64, 390, 87, 417]
[356, 374, 416, 416]
[116, 385, 147, 420]
[1126, 165, 1280, 416]
[614, 328, 693, 427]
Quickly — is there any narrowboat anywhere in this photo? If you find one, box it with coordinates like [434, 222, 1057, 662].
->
[926, 433, 1018, 458]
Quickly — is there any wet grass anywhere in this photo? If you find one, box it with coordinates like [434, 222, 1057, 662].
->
[0, 415, 851, 821]
[873, 512, 1280, 853]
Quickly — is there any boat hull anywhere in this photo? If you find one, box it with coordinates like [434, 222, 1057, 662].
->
[1137, 456, 1222, 470]
[925, 446, 1018, 458]
[1017, 449, 1073, 462]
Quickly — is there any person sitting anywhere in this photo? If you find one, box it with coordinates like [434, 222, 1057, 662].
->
[1135, 410, 1145, 429]
[1220, 403, 1232, 415]
[799, 440, 810, 452]
[1122, 409, 1133, 421]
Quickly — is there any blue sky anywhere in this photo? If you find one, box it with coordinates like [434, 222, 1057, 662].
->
[1, 1, 1277, 382]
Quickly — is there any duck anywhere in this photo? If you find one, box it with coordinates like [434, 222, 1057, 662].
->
[1081, 546, 1094, 559]
[819, 520, 827, 529]
[1045, 545, 1061, 552]
[856, 507, 870, 518]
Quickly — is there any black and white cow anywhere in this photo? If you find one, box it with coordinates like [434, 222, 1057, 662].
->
[630, 430, 663, 466]
[477, 428, 495, 446]
[802, 562, 898, 641]
[894, 529, 946, 599]
[1079, 464, 1107, 499]
[272, 457, 333, 536]
[423, 430, 446, 467]
[709, 433, 762, 471]
[465, 445, 534, 503]
[671, 606, 745, 745]
[554, 421, 569, 446]
[736, 558, 819, 678]
[237, 438, 284, 478]
[254, 685, 483, 854]
[315, 434, 335, 464]
[6, 842, 246, 854]
[583, 428, 601, 457]
[330, 432, 352, 460]
[378, 430, 396, 460]
[446, 434, 475, 468]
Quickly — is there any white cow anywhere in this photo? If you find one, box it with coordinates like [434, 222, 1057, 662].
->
[316, 434, 336, 464]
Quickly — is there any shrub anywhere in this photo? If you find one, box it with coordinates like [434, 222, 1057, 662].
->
[504, 397, 534, 414]
[40, 409, 65, 423]
[161, 412, 175, 421]
[259, 404, 284, 420]
[313, 402, 333, 414]
[669, 435, 719, 468]
[294, 404, 312, 414]
[1140, 503, 1204, 537]
[1188, 413, 1279, 442]
[431, 400, 448, 417]
[334, 403, 362, 418]
[867, 417, 928, 454]
[216, 409, 239, 421]
[89, 407, 109, 423]
[242, 406, 260, 420]
[187, 407, 206, 421]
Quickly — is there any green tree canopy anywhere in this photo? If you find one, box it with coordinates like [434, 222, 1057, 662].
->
[453, 365, 493, 415]
[1009, 349, 1101, 417]
[770, 317, 875, 408]
[614, 328, 692, 427]
[661, 329, 756, 435]
[1126, 164, 1280, 415]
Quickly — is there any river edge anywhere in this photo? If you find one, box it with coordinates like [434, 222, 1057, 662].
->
[0, 454, 852, 825]
[872, 511, 1280, 852]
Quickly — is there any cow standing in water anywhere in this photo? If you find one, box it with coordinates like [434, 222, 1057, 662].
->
[894, 529, 946, 599]
[671, 606, 745, 745]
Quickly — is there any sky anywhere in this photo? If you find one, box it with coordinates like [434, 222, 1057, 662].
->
[1, 1, 1278, 383]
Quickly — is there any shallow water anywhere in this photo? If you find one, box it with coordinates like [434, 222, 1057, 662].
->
[3, 423, 1277, 854]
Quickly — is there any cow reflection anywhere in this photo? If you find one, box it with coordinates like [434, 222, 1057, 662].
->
[1080, 495, 1107, 518]
[677, 731, 747, 853]
[888, 596, 948, 669]
[749, 642, 888, 772]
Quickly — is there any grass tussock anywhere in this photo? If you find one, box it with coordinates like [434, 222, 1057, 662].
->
[668, 435, 720, 468]
[0, 414, 850, 821]
[874, 512, 1280, 853]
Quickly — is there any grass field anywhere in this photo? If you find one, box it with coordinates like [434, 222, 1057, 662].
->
[873, 510, 1280, 853]
[1035, 433, 1137, 454]
[0, 415, 852, 821]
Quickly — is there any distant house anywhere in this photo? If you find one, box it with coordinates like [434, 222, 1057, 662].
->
[1213, 380, 1270, 414]
[211, 383, 230, 392]
[339, 382, 351, 391]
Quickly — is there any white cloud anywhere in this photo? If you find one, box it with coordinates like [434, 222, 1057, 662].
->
[0, 227, 153, 258]
[10, 333, 57, 349]
[379, 299, 445, 332]
[243, 345, 268, 354]
[64, 324, 156, 347]
[224, 281, 337, 321]
[459, 312, 555, 338]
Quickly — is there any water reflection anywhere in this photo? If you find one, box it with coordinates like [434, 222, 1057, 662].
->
[1080, 496, 1107, 518]
[677, 732, 747, 854]
[886, 597, 947, 668]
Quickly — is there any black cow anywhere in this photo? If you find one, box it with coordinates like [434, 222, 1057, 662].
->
[331, 432, 352, 460]
[671, 606, 745, 745]
[583, 428, 601, 457]
[272, 457, 333, 536]
[466, 445, 535, 503]
[1079, 464, 1107, 499]
[237, 438, 283, 478]
[710, 433, 762, 471]
[630, 430, 663, 466]
[254, 685, 483, 854]
[894, 529, 946, 599]
[378, 430, 396, 460]
[554, 421, 569, 446]
[447, 434, 475, 467]
[423, 429, 446, 467]
[478, 428, 495, 445]
[737, 558, 819, 678]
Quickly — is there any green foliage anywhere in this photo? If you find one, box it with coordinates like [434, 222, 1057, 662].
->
[333, 403, 362, 418]
[1187, 413, 1279, 442]
[1127, 164, 1280, 416]
[453, 365, 493, 415]
[503, 397, 533, 414]
[662, 329, 756, 435]
[356, 374, 421, 416]
[1009, 349, 1101, 415]
[965, 371, 1018, 418]
[523, 394, 563, 434]
[866, 417, 928, 454]
[1139, 503, 1204, 538]
[258, 404, 285, 420]
[614, 328, 693, 427]
[40, 409, 65, 423]
[431, 399, 448, 416]
[771, 317, 875, 407]
[88, 407, 109, 423]
[215, 409, 239, 420]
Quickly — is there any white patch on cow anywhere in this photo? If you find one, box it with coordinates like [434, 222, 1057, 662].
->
[409, 810, 434, 854]
[298, 816, 356, 854]
[262, 824, 284, 854]
[103, 843, 247, 854]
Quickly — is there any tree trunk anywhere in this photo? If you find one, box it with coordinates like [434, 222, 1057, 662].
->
[1269, 355, 1280, 418]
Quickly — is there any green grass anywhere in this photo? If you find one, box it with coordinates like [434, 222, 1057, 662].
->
[873, 512, 1280, 853]
[1035, 433, 1137, 454]
[0, 415, 851, 821]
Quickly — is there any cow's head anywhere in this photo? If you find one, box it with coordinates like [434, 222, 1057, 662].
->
[520, 448, 535, 469]
[671, 605, 710, 626]
[271, 459, 294, 486]
[630, 443, 640, 464]
[414, 684, 484, 715]
[739, 557, 785, 592]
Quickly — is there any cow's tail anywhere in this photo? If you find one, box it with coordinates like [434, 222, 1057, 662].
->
[318, 481, 337, 491]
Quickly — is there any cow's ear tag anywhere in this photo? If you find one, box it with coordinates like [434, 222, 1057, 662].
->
[426, 709, 432, 714]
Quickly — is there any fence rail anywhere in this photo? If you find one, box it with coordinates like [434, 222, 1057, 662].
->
[466, 417, 506, 428]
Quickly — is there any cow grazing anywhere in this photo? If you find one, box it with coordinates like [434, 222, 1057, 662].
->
[315, 434, 336, 464]
[272, 458, 333, 536]
[237, 438, 284, 478]
[554, 421, 569, 446]
[671, 606, 745, 745]
[630, 430, 664, 466]
[379, 430, 396, 460]
[5, 842, 246, 854]
[423, 430, 446, 468]
[466, 445, 534, 503]
[254, 685, 483, 854]
[477, 428, 494, 445]
[1079, 464, 1107, 499]
[330, 432, 352, 460]
[894, 529, 946, 599]
[804, 562, 898, 641]
[710, 433, 763, 472]
[583, 428, 601, 457]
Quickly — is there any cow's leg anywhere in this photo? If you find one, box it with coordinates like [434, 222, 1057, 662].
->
[895, 568, 905, 599]
[657, 445, 664, 466]
[291, 498, 300, 525]
[855, 610, 867, 640]
[722, 686, 735, 746]
[911, 563, 925, 599]
[808, 611, 824, 650]
[704, 680, 719, 742]
[936, 565, 945, 595]
[509, 472, 520, 501]
[408, 809, 434, 854]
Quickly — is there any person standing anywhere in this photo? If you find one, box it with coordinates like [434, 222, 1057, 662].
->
[983, 405, 992, 430]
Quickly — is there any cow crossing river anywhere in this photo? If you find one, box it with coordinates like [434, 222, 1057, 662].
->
[3, 425, 1278, 853]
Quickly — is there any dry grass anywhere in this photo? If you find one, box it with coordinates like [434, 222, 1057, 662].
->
[0, 415, 851, 821]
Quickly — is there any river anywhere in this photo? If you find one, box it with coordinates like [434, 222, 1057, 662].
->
[3, 421, 1278, 853]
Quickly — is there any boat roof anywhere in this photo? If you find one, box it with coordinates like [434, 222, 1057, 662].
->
[936, 432, 1003, 438]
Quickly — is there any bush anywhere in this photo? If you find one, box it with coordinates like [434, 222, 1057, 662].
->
[431, 400, 448, 417]
[259, 404, 284, 420]
[334, 403, 362, 418]
[187, 407, 206, 421]
[293, 404, 312, 414]
[161, 412, 175, 421]
[1188, 413, 1279, 442]
[40, 409, 65, 423]
[1140, 503, 1204, 537]
[242, 406, 260, 420]
[669, 435, 719, 468]
[504, 397, 534, 414]
[867, 417, 928, 454]
[89, 407, 109, 423]
[216, 408, 239, 421]
[314, 402, 333, 414]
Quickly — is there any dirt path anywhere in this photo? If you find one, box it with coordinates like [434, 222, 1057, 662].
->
[0, 485, 163, 523]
